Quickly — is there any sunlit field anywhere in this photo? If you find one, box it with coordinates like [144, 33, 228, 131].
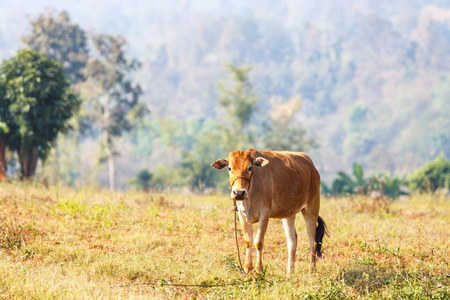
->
[0, 182, 449, 299]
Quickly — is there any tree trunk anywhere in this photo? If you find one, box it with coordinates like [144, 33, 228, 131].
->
[49, 140, 61, 186]
[108, 150, 115, 191]
[19, 144, 39, 180]
[0, 137, 7, 182]
[18, 147, 29, 179]
[103, 129, 115, 191]
[101, 100, 115, 191]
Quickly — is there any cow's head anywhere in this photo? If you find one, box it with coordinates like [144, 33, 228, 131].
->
[211, 150, 269, 200]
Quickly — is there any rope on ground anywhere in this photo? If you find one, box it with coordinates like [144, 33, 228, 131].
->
[233, 199, 245, 273]
[116, 279, 252, 288]
[116, 275, 273, 288]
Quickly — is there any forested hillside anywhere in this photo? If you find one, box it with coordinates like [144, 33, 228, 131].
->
[1, 0, 450, 188]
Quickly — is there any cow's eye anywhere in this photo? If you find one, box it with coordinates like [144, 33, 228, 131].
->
[248, 166, 253, 172]
[228, 167, 231, 172]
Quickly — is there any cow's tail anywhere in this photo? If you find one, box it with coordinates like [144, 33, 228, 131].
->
[315, 216, 329, 258]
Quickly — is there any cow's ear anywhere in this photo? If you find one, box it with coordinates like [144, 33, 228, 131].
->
[211, 159, 228, 170]
[254, 157, 269, 168]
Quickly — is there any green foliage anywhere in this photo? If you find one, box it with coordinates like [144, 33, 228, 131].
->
[0, 78, 14, 179]
[366, 174, 409, 200]
[148, 165, 183, 190]
[409, 154, 450, 192]
[0, 72, 16, 139]
[0, 49, 80, 179]
[56, 198, 116, 227]
[322, 163, 408, 199]
[323, 163, 368, 196]
[0, 79, 8, 132]
[179, 131, 226, 190]
[170, 117, 227, 190]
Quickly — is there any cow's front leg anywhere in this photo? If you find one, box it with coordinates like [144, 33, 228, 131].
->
[254, 215, 269, 273]
[238, 210, 253, 273]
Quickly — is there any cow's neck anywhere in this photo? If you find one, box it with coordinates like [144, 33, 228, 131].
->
[236, 199, 258, 223]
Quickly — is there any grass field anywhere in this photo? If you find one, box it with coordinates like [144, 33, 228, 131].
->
[0, 182, 449, 299]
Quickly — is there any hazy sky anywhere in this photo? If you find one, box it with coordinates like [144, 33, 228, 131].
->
[0, 0, 259, 59]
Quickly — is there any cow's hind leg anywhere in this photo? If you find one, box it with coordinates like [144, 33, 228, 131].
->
[301, 208, 319, 272]
[238, 210, 253, 273]
[282, 215, 297, 276]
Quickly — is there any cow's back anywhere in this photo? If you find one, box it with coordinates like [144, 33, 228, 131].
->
[248, 149, 320, 218]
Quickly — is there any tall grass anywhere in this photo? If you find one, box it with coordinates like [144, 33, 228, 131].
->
[0, 182, 449, 299]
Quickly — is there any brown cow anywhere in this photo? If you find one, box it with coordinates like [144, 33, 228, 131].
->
[212, 148, 327, 275]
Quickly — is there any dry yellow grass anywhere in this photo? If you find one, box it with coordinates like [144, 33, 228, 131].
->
[0, 182, 449, 299]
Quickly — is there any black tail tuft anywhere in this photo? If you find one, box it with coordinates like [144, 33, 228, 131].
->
[315, 216, 329, 258]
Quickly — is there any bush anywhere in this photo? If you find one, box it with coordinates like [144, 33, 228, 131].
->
[321, 163, 409, 200]
[127, 169, 152, 192]
[409, 154, 450, 192]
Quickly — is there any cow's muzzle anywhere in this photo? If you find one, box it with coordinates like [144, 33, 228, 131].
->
[230, 174, 253, 200]
[231, 189, 248, 200]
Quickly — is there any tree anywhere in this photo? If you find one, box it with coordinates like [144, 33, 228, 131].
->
[0, 79, 13, 181]
[177, 118, 227, 190]
[21, 9, 90, 185]
[21, 9, 89, 84]
[216, 63, 258, 150]
[148, 116, 227, 190]
[82, 34, 147, 191]
[0, 49, 80, 179]
[263, 95, 316, 151]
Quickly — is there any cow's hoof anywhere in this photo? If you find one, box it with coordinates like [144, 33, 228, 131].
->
[254, 265, 264, 275]
[244, 263, 253, 274]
